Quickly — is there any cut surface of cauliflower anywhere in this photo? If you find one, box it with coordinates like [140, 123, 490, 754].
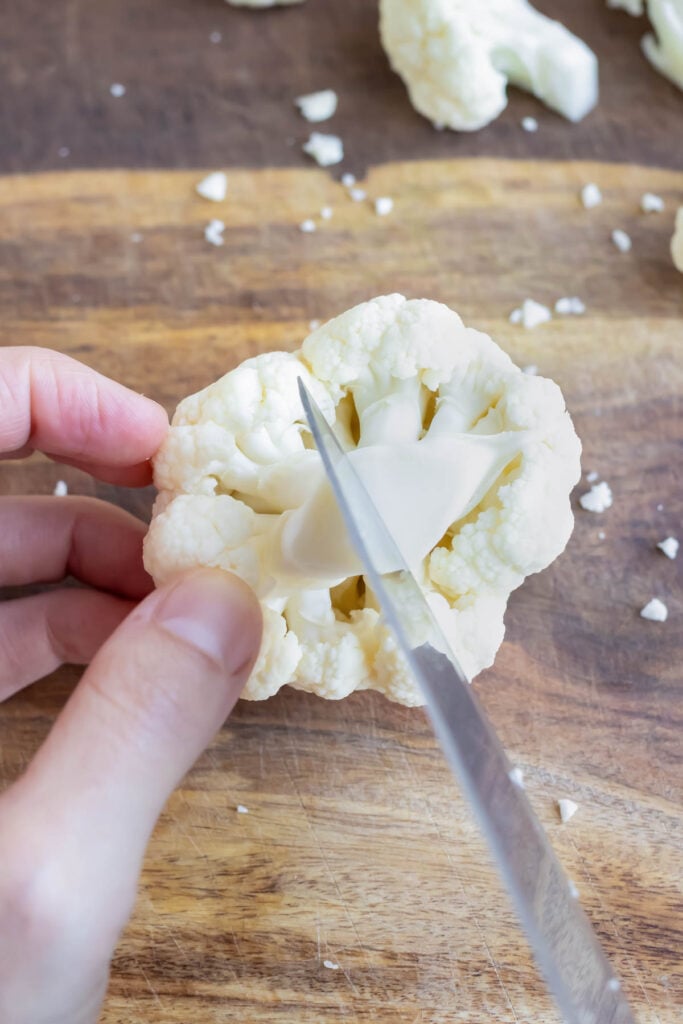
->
[145, 295, 581, 705]
[379, 0, 598, 131]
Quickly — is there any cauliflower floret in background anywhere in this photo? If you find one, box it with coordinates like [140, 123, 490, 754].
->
[673, 207, 683, 272]
[145, 295, 581, 706]
[609, 0, 683, 92]
[226, 0, 303, 7]
[379, 0, 598, 131]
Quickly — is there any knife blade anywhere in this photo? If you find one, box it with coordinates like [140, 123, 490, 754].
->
[298, 377, 635, 1024]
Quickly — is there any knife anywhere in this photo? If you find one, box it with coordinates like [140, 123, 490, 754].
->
[298, 378, 635, 1024]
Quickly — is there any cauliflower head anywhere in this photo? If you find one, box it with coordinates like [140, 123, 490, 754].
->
[379, 0, 599, 131]
[145, 295, 581, 706]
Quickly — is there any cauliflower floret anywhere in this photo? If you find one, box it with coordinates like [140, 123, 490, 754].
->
[609, 0, 683, 91]
[379, 0, 598, 131]
[226, 0, 303, 7]
[145, 295, 581, 706]
[672, 207, 683, 272]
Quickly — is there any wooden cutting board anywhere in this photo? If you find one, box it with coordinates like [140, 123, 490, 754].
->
[0, 159, 681, 1024]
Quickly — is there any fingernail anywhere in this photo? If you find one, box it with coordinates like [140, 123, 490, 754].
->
[153, 570, 261, 674]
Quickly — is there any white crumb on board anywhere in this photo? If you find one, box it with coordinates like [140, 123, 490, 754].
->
[300, 219, 316, 233]
[303, 132, 343, 167]
[510, 298, 552, 329]
[210, 30, 222, 43]
[611, 229, 632, 253]
[579, 481, 612, 513]
[375, 196, 394, 216]
[110, 83, 126, 98]
[58, 146, 70, 158]
[308, 319, 321, 331]
[204, 219, 225, 246]
[640, 598, 668, 622]
[295, 89, 338, 123]
[196, 172, 228, 203]
[640, 192, 664, 213]
[598, 531, 606, 540]
[657, 537, 678, 560]
[586, 470, 599, 483]
[341, 172, 356, 187]
[656, 503, 664, 512]
[555, 296, 586, 315]
[320, 206, 333, 220]
[508, 766, 525, 789]
[53, 480, 68, 497]
[236, 804, 249, 814]
[349, 187, 367, 202]
[521, 116, 539, 132]
[581, 183, 602, 209]
[323, 959, 339, 970]
[557, 798, 579, 823]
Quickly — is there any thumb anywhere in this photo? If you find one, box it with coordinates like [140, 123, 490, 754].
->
[15, 568, 262, 903]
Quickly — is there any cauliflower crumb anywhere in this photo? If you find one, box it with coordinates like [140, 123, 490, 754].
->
[303, 132, 344, 167]
[586, 470, 599, 483]
[295, 89, 338, 123]
[581, 183, 603, 209]
[375, 196, 394, 216]
[236, 804, 249, 814]
[341, 172, 356, 187]
[320, 206, 333, 220]
[110, 83, 126, 98]
[641, 192, 665, 213]
[308, 318, 321, 330]
[209, 30, 222, 43]
[53, 480, 68, 497]
[611, 229, 632, 253]
[557, 798, 579, 823]
[555, 296, 586, 315]
[640, 598, 668, 622]
[204, 219, 225, 246]
[598, 530, 606, 540]
[508, 767, 525, 789]
[607, 978, 622, 993]
[196, 172, 228, 203]
[510, 299, 552, 329]
[579, 481, 613, 513]
[657, 536, 679, 560]
[521, 115, 539, 132]
[349, 187, 367, 202]
[323, 960, 340, 970]
[58, 146, 70, 158]
[300, 219, 317, 233]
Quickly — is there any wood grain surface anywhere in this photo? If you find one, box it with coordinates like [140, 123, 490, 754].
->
[0, 159, 681, 1022]
[2, 0, 683, 175]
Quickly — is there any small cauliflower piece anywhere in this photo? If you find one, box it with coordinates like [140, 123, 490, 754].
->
[379, 0, 598, 132]
[672, 207, 683, 272]
[145, 295, 581, 705]
[579, 481, 613, 513]
[658, 536, 679, 559]
[557, 798, 579, 823]
[303, 132, 344, 167]
[640, 597, 668, 621]
[196, 172, 228, 203]
[295, 89, 338, 123]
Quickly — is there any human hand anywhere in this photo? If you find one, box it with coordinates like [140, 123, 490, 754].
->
[0, 348, 262, 1024]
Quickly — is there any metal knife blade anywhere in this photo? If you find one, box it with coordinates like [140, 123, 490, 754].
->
[298, 378, 635, 1024]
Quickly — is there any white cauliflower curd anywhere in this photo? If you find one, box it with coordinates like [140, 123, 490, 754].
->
[145, 295, 581, 705]
[608, 0, 683, 91]
[379, 0, 599, 131]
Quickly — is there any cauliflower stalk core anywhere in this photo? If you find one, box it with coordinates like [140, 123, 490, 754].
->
[379, 0, 599, 131]
[145, 295, 581, 706]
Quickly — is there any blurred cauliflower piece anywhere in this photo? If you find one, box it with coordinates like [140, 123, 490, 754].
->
[609, 0, 683, 91]
[145, 295, 581, 705]
[226, 0, 303, 7]
[379, 0, 598, 131]
[672, 207, 683, 272]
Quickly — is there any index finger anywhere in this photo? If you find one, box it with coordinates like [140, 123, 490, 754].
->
[0, 347, 169, 485]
